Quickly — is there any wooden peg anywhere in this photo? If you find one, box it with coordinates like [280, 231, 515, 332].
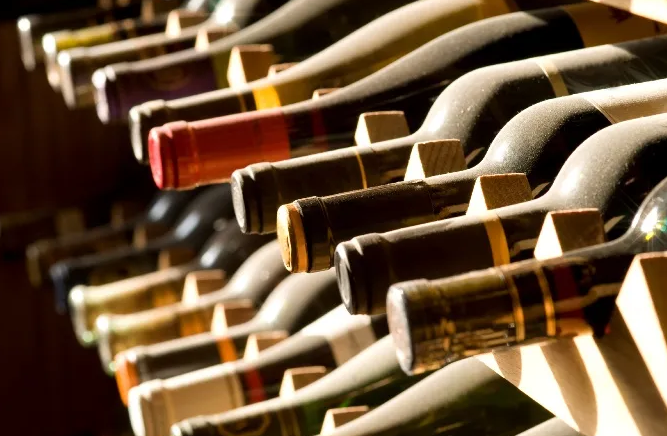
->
[320, 406, 370, 434]
[354, 111, 410, 146]
[142, 0, 182, 21]
[157, 247, 196, 270]
[466, 173, 532, 215]
[195, 26, 237, 51]
[279, 366, 328, 397]
[226, 44, 278, 88]
[617, 252, 667, 408]
[403, 139, 466, 181]
[533, 209, 606, 260]
[312, 88, 339, 100]
[210, 300, 255, 334]
[132, 222, 170, 249]
[165, 10, 209, 37]
[55, 208, 85, 236]
[181, 269, 226, 304]
[110, 201, 143, 228]
[267, 62, 298, 78]
[243, 330, 289, 360]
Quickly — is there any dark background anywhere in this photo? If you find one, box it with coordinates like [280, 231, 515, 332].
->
[0, 1, 151, 435]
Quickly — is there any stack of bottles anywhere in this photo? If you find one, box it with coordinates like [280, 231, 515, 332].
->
[17, 0, 667, 435]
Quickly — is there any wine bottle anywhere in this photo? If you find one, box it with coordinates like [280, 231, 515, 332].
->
[113, 268, 343, 402]
[127, 306, 387, 436]
[254, 358, 550, 436]
[129, 0, 573, 159]
[170, 336, 428, 436]
[68, 221, 271, 348]
[334, 112, 667, 315]
[280, 78, 667, 277]
[17, 0, 143, 70]
[386, 165, 667, 374]
[49, 184, 235, 309]
[518, 419, 583, 436]
[57, 0, 287, 109]
[230, 34, 667, 234]
[26, 190, 200, 290]
[94, 0, 462, 122]
[97, 262, 337, 373]
[145, 3, 667, 187]
[43, 2, 195, 91]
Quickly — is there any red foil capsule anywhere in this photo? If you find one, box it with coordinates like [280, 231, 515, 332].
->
[149, 109, 291, 189]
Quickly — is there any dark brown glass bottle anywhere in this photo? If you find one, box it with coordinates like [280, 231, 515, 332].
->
[130, 0, 581, 163]
[386, 171, 667, 374]
[230, 35, 667, 234]
[238, 358, 550, 436]
[92, 0, 419, 121]
[50, 185, 234, 310]
[57, 0, 287, 108]
[112, 268, 341, 401]
[17, 0, 143, 70]
[335, 113, 667, 315]
[281, 78, 667, 277]
[95, 240, 288, 371]
[68, 221, 272, 350]
[171, 336, 428, 436]
[145, 4, 667, 188]
[27, 189, 199, 292]
[126, 307, 388, 436]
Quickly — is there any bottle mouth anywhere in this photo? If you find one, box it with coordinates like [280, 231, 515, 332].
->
[69, 285, 97, 346]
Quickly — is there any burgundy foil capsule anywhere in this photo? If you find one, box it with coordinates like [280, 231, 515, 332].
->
[149, 109, 291, 189]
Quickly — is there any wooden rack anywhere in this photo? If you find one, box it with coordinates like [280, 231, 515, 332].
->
[589, 0, 667, 23]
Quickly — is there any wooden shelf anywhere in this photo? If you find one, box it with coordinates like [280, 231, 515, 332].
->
[589, 0, 667, 24]
[477, 253, 667, 436]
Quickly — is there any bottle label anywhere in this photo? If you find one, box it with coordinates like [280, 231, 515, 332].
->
[533, 58, 570, 98]
[581, 79, 667, 124]
[480, 213, 511, 266]
[301, 306, 376, 365]
[563, 4, 667, 47]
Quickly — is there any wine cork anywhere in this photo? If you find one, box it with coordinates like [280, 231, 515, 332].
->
[195, 25, 237, 51]
[276, 203, 308, 273]
[157, 247, 197, 270]
[180, 269, 226, 304]
[132, 222, 170, 249]
[354, 111, 410, 146]
[312, 88, 339, 99]
[165, 9, 209, 37]
[403, 139, 466, 180]
[320, 406, 370, 434]
[466, 173, 532, 215]
[278, 366, 328, 397]
[226, 45, 278, 88]
[243, 330, 288, 360]
[55, 208, 85, 236]
[267, 62, 298, 77]
[209, 300, 256, 334]
[533, 209, 606, 260]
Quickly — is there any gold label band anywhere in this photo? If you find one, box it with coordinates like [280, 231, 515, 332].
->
[533, 58, 570, 98]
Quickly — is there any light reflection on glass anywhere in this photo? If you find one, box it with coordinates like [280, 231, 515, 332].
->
[174, 213, 201, 238]
[147, 197, 169, 220]
[214, 3, 235, 25]
[18, 18, 30, 32]
[491, 140, 510, 163]
[559, 166, 582, 196]
[427, 108, 447, 133]
[200, 244, 222, 268]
